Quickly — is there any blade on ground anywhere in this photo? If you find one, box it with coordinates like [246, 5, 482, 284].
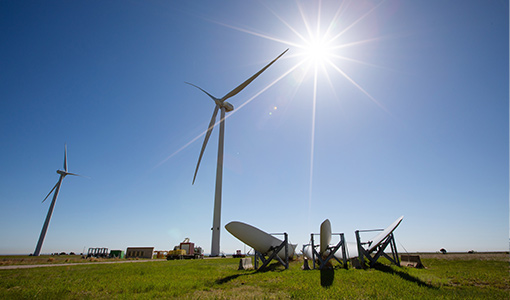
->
[42, 181, 59, 203]
[221, 48, 289, 101]
[193, 105, 220, 184]
[185, 82, 218, 102]
[320, 219, 332, 255]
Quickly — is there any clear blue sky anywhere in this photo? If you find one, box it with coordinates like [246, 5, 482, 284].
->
[1, 0, 508, 255]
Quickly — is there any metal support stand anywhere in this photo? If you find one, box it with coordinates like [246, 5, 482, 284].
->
[254, 233, 289, 270]
[355, 229, 400, 268]
[308, 233, 348, 269]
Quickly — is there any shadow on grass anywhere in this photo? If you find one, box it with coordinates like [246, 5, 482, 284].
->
[216, 273, 250, 284]
[373, 263, 437, 289]
[255, 262, 286, 273]
[215, 262, 285, 285]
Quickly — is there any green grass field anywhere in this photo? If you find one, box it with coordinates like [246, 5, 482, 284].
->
[0, 253, 508, 299]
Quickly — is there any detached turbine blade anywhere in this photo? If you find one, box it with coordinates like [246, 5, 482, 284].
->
[221, 48, 289, 101]
[42, 181, 59, 203]
[193, 106, 220, 184]
[64, 144, 68, 172]
[185, 82, 219, 102]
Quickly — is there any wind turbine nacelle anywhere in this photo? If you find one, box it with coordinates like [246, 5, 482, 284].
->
[57, 170, 66, 176]
[222, 101, 234, 112]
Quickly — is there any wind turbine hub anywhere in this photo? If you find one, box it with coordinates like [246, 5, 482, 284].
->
[57, 170, 67, 176]
[222, 101, 234, 112]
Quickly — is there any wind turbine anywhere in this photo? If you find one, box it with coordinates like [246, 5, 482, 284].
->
[33, 144, 81, 256]
[188, 49, 288, 257]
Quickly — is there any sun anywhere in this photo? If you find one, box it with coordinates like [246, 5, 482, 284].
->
[301, 36, 333, 66]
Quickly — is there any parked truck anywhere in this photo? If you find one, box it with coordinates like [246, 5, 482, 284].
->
[232, 250, 246, 258]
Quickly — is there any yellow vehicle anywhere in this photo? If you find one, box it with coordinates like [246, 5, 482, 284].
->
[166, 238, 204, 260]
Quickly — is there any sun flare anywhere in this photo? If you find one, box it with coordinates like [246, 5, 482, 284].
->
[208, 1, 391, 229]
[165, 2, 390, 229]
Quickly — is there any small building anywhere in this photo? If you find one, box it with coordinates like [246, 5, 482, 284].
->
[126, 247, 154, 259]
[87, 247, 109, 258]
[110, 250, 125, 258]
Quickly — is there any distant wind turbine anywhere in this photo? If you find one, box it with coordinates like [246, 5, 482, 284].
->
[188, 49, 288, 257]
[33, 144, 82, 256]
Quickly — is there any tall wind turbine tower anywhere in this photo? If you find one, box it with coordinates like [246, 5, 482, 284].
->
[34, 145, 81, 256]
[188, 49, 288, 257]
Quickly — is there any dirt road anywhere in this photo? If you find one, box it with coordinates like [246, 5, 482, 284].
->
[0, 259, 157, 270]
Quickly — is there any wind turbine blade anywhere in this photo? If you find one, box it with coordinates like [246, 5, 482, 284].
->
[42, 182, 59, 203]
[221, 48, 289, 101]
[185, 82, 218, 102]
[193, 105, 220, 184]
[66, 172, 82, 177]
[64, 144, 68, 172]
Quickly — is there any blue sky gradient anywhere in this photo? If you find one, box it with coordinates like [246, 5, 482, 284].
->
[1, 0, 508, 255]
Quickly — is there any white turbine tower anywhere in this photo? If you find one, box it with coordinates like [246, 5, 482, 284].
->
[188, 49, 288, 257]
[33, 144, 81, 256]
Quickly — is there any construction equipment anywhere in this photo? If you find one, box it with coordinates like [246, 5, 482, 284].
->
[167, 238, 204, 260]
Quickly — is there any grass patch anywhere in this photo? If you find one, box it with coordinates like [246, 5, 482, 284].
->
[0, 253, 508, 299]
